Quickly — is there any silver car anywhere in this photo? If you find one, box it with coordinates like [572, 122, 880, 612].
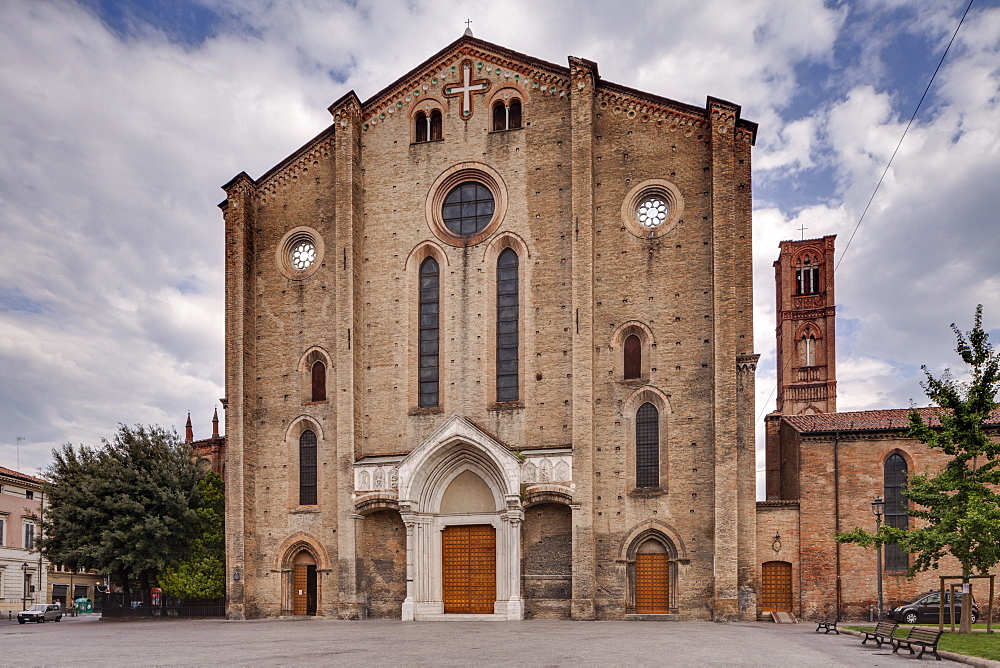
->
[17, 603, 62, 623]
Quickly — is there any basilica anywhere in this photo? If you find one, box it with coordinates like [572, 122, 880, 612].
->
[221, 31, 758, 621]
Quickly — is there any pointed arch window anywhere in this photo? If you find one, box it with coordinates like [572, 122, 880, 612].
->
[624, 334, 642, 379]
[299, 429, 317, 506]
[496, 248, 519, 402]
[636, 402, 659, 488]
[884, 453, 908, 571]
[311, 360, 326, 402]
[419, 257, 440, 408]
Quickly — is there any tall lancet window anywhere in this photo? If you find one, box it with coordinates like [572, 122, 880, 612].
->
[496, 248, 519, 402]
[299, 429, 317, 506]
[884, 454, 909, 571]
[636, 402, 659, 487]
[419, 257, 440, 407]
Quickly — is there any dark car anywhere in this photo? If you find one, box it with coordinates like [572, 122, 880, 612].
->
[17, 603, 62, 624]
[887, 591, 979, 625]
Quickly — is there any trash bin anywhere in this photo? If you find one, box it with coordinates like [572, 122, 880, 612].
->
[74, 597, 93, 613]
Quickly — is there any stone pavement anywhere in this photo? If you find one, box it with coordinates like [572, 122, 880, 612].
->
[0, 616, 969, 666]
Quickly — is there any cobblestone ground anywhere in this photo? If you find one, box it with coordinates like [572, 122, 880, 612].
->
[0, 615, 964, 666]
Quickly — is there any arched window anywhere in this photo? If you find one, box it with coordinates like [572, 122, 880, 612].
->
[418, 257, 440, 408]
[415, 111, 428, 143]
[491, 99, 523, 131]
[795, 255, 819, 295]
[311, 360, 326, 402]
[299, 429, 317, 505]
[884, 453, 908, 570]
[509, 99, 522, 129]
[496, 248, 519, 402]
[636, 402, 659, 487]
[492, 101, 506, 132]
[430, 109, 442, 141]
[624, 334, 642, 379]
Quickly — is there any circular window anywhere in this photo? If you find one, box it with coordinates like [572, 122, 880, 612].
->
[621, 179, 684, 239]
[636, 194, 668, 228]
[276, 227, 324, 280]
[426, 163, 508, 246]
[290, 241, 316, 270]
[442, 182, 495, 237]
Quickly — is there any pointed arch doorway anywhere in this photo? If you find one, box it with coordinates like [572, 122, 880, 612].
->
[395, 415, 525, 620]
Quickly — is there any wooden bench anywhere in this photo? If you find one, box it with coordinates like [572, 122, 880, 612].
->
[892, 627, 943, 661]
[860, 620, 898, 648]
[814, 615, 839, 634]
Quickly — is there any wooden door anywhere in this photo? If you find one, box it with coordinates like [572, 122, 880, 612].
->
[292, 564, 308, 615]
[442, 524, 496, 614]
[760, 561, 793, 612]
[635, 553, 670, 613]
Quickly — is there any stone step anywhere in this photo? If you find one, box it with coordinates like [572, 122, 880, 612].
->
[625, 614, 680, 621]
[414, 613, 511, 622]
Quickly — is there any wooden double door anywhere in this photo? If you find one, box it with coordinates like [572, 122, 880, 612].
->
[635, 553, 670, 613]
[442, 524, 496, 614]
[760, 561, 793, 612]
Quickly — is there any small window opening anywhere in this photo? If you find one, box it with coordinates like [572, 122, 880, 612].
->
[430, 109, 442, 141]
[311, 360, 326, 402]
[624, 334, 642, 379]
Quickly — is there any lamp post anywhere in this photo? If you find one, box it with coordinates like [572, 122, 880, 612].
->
[872, 497, 886, 621]
[21, 562, 30, 610]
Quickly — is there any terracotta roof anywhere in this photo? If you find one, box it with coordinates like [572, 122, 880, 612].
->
[0, 465, 44, 485]
[782, 407, 1000, 434]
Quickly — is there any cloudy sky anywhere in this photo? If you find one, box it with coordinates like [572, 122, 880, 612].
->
[1, 0, 998, 496]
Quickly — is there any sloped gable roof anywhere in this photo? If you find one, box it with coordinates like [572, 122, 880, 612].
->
[783, 406, 1000, 434]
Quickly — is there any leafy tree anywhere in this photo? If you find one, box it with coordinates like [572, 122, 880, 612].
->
[36, 424, 203, 605]
[838, 306, 1000, 633]
[158, 471, 225, 599]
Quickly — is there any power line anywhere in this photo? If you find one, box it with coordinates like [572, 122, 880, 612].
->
[756, 0, 975, 427]
[835, 0, 975, 271]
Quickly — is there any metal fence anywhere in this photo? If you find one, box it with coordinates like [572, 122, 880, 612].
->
[99, 592, 224, 618]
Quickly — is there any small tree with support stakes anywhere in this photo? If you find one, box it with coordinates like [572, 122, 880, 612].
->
[838, 305, 1000, 634]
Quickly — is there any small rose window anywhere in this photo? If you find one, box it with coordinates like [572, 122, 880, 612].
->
[637, 194, 668, 228]
[291, 241, 316, 270]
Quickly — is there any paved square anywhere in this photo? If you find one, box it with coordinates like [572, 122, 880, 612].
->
[0, 616, 962, 666]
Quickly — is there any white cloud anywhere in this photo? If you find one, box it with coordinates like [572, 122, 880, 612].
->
[0, 0, 998, 489]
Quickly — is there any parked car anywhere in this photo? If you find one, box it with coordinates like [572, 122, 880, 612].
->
[887, 591, 979, 625]
[17, 603, 62, 624]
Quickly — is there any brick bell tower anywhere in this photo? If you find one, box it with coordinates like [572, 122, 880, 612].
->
[773, 235, 837, 415]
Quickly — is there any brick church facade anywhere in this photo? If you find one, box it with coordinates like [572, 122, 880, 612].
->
[758, 236, 999, 621]
[221, 33, 761, 621]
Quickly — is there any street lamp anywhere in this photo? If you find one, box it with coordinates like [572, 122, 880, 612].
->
[21, 562, 30, 610]
[872, 497, 886, 621]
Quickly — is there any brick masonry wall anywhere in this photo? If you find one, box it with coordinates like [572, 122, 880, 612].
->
[223, 39, 757, 620]
[785, 429, 998, 621]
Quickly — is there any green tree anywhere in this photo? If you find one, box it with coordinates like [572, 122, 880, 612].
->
[158, 471, 225, 599]
[838, 306, 1000, 633]
[36, 424, 203, 605]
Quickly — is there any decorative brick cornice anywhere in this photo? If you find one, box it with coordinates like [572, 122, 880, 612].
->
[737, 353, 760, 373]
